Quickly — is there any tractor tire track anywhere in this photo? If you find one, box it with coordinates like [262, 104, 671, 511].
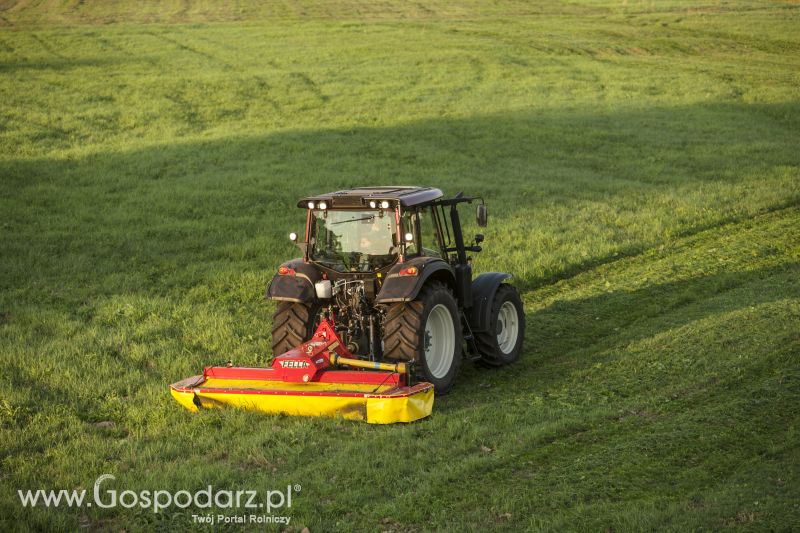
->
[287, 71, 329, 104]
[92, 34, 126, 55]
[461, 54, 487, 94]
[30, 33, 66, 60]
[145, 30, 283, 116]
[433, 25, 604, 93]
[191, 33, 280, 70]
[0, 36, 16, 53]
[141, 30, 230, 124]
[69, 0, 86, 14]
[191, 33, 281, 110]
[524, 202, 800, 293]
[412, 2, 436, 17]
[162, 89, 207, 133]
[143, 30, 221, 132]
[172, 0, 191, 23]
[143, 30, 233, 69]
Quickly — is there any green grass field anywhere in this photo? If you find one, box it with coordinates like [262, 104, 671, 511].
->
[1, 1, 799, 531]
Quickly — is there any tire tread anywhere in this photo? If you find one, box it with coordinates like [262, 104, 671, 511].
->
[271, 301, 316, 356]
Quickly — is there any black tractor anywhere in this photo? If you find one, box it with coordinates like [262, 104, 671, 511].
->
[266, 187, 524, 393]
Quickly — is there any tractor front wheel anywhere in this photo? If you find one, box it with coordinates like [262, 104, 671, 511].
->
[475, 284, 525, 366]
[383, 282, 462, 394]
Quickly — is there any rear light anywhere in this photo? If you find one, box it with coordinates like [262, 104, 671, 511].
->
[399, 266, 418, 276]
[278, 266, 296, 276]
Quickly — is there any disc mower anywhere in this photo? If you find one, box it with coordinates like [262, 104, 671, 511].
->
[171, 187, 525, 423]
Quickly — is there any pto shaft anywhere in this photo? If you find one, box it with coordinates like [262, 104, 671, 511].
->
[328, 353, 408, 374]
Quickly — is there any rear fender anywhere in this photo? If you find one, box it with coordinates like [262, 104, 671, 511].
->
[266, 259, 321, 303]
[375, 258, 454, 303]
[468, 273, 512, 332]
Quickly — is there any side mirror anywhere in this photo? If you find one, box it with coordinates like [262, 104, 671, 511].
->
[476, 204, 488, 227]
[474, 233, 484, 244]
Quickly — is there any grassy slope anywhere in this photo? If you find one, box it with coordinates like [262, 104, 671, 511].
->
[0, 1, 799, 531]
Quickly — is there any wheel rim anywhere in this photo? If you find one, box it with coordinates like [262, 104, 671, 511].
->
[424, 304, 455, 379]
[496, 301, 519, 354]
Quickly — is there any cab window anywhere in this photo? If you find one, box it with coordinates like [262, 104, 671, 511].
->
[419, 207, 442, 258]
[402, 208, 442, 258]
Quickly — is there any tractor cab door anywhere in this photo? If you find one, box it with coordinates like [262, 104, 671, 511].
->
[402, 207, 446, 259]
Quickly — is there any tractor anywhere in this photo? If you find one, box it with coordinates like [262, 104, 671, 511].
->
[266, 186, 525, 393]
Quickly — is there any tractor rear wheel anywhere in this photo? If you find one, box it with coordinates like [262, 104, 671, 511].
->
[475, 284, 525, 367]
[383, 282, 462, 394]
[271, 301, 319, 356]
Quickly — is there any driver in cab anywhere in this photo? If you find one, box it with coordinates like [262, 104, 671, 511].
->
[358, 216, 393, 256]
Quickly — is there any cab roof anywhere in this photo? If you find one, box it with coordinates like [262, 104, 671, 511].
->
[297, 186, 443, 209]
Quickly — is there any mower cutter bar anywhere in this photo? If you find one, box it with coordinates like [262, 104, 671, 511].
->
[170, 318, 434, 424]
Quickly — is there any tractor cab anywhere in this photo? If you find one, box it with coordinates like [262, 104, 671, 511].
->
[292, 186, 486, 273]
[266, 186, 522, 394]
